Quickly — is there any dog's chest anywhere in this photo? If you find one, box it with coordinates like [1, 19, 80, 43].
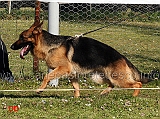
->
[32, 46, 47, 60]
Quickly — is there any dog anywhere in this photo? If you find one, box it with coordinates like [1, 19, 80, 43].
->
[0, 36, 14, 82]
[11, 21, 155, 97]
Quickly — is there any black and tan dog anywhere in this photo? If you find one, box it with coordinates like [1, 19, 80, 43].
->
[11, 21, 154, 97]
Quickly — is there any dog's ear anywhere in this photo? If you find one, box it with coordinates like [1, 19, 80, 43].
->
[25, 24, 37, 37]
[24, 21, 43, 37]
[33, 21, 43, 35]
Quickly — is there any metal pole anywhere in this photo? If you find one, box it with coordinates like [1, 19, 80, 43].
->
[8, 1, 11, 14]
[48, 2, 59, 35]
[33, 1, 40, 73]
[48, 2, 59, 87]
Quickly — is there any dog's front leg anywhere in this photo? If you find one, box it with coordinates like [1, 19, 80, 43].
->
[36, 66, 71, 93]
[70, 78, 80, 98]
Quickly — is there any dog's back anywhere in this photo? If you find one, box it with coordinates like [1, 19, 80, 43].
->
[70, 36, 124, 69]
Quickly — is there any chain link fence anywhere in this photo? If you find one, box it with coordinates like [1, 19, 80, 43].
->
[0, 1, 159, 79]
[0, 2, 159, 22]
[60, 4, 159, 23]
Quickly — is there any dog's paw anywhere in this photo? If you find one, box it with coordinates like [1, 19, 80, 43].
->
[36, 89, 44, 94]
[100, 87, 112, 95]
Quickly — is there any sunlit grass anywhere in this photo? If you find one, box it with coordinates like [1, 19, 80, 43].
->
[0, 20, 159, 119]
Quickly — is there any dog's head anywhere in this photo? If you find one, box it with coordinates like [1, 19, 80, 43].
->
[11, 21, 43, 59]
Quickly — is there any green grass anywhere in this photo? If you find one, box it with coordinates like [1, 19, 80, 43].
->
[0, 20, 160, 119]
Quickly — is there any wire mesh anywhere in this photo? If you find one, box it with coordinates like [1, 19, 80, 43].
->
[0, 1, 159, 81]
[0, 2, 159, 119]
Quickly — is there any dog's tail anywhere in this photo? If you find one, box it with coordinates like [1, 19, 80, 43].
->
[140, 70, 159, 84]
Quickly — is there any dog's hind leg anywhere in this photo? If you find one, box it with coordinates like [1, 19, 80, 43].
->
[117, 81, 142, 97]
[70, 78, 80, 98]
[36, 65, 71, 93]
[132, 82, 142, 97]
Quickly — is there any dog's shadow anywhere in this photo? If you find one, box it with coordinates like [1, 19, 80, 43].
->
[0, 93, 61, 99]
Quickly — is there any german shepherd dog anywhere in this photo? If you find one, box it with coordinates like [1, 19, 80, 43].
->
[11, 21, 154, 97]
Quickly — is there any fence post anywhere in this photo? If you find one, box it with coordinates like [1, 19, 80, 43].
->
[8, 1, 11, 14]
[33, 1, 40, 73]
[48, 2, 59, 87]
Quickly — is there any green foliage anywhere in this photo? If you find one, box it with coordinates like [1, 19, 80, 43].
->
[0, 8, 47, 20]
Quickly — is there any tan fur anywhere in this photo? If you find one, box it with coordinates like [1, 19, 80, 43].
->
[31, 34, 142, 97]
[103, 59, 142, 96]
[34, 45, 73, 92]
[13, 22, 144, 97]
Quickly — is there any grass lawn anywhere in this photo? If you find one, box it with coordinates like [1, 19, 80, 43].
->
[0, 20, 160, 119]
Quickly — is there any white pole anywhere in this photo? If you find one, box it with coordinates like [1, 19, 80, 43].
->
[48, 2, 59, 87]
[48, 2, 59, 35]
[8, 1, 11, 14]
